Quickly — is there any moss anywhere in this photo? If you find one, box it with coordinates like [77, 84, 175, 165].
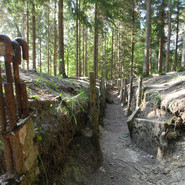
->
[167, 131, 178, 140]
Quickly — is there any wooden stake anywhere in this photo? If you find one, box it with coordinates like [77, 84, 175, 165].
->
[136, 77, 142, 107]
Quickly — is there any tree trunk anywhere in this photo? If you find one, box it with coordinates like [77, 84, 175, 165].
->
[94, 2, 99, 79]
[39, 39, 42, 73]
[117, 31, 120, 77]
[111, 28, 114, 80]
[85, 27, 88, 76]
[53, 0, 57, 76]
[158, 0, 165, 74]
[26, 1, 29, 70]
[58, 0, 66, 77]
[32, 2, 36, 70]
[149, 45, 152, 75]
[174, 0, 179, 71]
[166, 0, 172, 73]
[130, 0, 135, 77]
[143, 0, 151, 76]
[181, 30, 185, 67]
[47, 5, 50, 74]
[78, 1, 81, 77]
[82, 24, 85, 76]
[105, 33, 108, 80]
[67, 48, 69, 76]
[76, 0, 79, 77]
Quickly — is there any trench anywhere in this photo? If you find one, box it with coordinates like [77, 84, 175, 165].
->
[87, 89, 153, 185]
[88, 89, 185, 185]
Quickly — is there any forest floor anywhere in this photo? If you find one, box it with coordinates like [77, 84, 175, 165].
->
[87, 89, 185, 185]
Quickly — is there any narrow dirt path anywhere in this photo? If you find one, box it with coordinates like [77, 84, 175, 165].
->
[87, 90, 156, 185]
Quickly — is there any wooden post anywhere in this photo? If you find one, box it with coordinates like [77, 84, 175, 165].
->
[120, 79, 123, 100]
[117, 78, 121, 95]
[136, 77, 142, 108]
[127, 76, 133, 115]
[99, 77, 104, 126]
[90, 72, 102, 163]
[122, 79, 127, 107]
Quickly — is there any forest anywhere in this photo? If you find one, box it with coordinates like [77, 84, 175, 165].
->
[0, 0, 184, 79]
[1, 0, 185, 184]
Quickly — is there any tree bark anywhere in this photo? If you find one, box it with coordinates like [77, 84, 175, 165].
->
[130, 0, 135, 77]
[58, 0, 66, 77]
[111, 28, 114, 80]
[158, 0, 165, 74]
[94, 2, 99, 79]
[53, 0, 57, 76]
[166, 0, 172, 73]
[76, 0, 79, 77]
[78, 0, 81, 77]
[39, 39, 42, 73]
[104, 32, 108, 80]
[149, 45, 152, 75]
[32, 2, 36, 70]
[181, 30, 185, 67]
[174, 0, 179, 71]
[143, 0, 151, 76]
[26, 1, 30, 70]
[85, 27, 88, 76]
[47, 5, 50, 74]
[82, 24, 85, 76]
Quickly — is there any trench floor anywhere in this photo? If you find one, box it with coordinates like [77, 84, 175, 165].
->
[87, 90, 185, 185]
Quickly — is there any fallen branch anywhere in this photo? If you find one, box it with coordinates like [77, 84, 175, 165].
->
[115, 158, 144, 175]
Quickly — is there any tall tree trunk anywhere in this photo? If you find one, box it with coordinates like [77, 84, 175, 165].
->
[94, 2, 99, 79]
[40, 39, 42, 73]
[78, 1, 81, 77]
[174, 0, 179, 71]
[181, 30, 185, 67]
[149, 45, 152, 75]
[32, 2, 36, 70]
[76, 0, 79, 77]
[67, 48, 69, 75]
[158, 0, 165, 74]
[121, 32, 125, 77]
[58, 0, 66, 77]
[117, 31, 120, 78]
[166, 0, 172, 72]
[26, 1, 30, 70]
[47, 5, 50, 74]
[130, 0, 135, 77]
[82, 24, 85, 76]
[143, 0, 151, 76]
[22, 15, 26, 69]
[85, 27, 88, 76]
[105, 33, 108, 80]
[53, 0, 57, 76]
[111, 28, 114, 80]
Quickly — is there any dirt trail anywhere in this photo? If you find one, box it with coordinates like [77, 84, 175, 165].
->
[87, 89, 185, 185]
[87, 90, 156, 185]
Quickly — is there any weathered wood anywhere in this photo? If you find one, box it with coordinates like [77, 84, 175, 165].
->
[136, 77, 142, 107]
[120, 79, 123, 100]
[99, 77, 106, 126]
[90, 72, 99, 137]
[117, 78, 121, 95]
[126, 107, 140, 138]
[90, 72, 102, 163]
[0, 42, 5, 56]
[122, 79, 127, 107]
[127, 76, 133, 110]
